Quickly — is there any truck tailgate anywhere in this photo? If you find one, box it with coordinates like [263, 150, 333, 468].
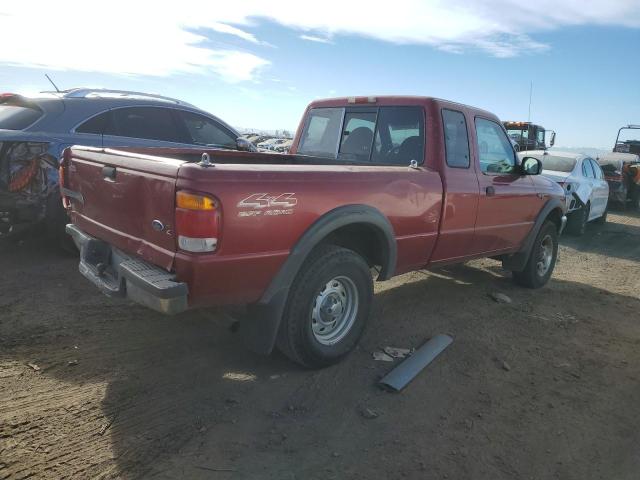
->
[64, 147, 184, 270]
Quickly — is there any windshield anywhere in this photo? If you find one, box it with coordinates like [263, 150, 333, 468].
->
[540, 155, 577, 173]
[507, 128, 528, 141]
[0, 105, 43, 130]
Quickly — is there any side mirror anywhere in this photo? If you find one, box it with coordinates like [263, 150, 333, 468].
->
[236, 137, 257, 152]
[521, 156, 542, 175]
[549, 131, 556, 147]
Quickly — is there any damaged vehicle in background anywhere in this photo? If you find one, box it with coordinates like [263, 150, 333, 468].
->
[597, 125, 640, 209]
[522, 150, 609, 235]
[0, 89, 252, 247]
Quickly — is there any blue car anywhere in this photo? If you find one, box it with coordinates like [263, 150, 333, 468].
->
[0, 88, 252, 245]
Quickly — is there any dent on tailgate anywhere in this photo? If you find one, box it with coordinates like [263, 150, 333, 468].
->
[68, 147, 185, 271]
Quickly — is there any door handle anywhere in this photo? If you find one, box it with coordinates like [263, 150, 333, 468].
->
[486, 186, 495, 196]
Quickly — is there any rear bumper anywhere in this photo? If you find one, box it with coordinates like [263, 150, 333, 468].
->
[66, 223, 188, 315]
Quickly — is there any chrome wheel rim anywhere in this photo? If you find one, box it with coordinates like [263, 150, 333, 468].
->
[536, 234, 554, 277]
[311, 276, 359, 346]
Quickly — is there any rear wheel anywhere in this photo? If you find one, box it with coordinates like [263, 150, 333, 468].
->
[512, 220, 558, 289]
[45, 193, 76, 254]
[566, 203, 590, 236]
[276, 245, 373, 368]
[630, 188, 640, 211]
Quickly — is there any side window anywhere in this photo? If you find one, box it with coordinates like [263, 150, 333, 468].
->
[371, 107, 424, 165]
[76, 111, 110, 134]
[339, 111, 376, 161]
[582, 159, 595, 178]
[106, 107, 185, 143]
[297, 107, 344, 158]
[475, 118, 517, 174]
[178, 111, 236, 147]
[442, 109, 470, 168]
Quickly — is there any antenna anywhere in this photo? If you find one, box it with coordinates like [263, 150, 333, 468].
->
[45, 74, 61, 93]
[527, 81, 533, 123]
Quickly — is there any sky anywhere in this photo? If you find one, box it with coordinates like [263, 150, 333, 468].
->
[0, 0, 639, 148]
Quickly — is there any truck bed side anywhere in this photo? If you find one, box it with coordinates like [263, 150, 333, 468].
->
[174, 161, 442, 306]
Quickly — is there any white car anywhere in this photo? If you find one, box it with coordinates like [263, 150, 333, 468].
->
[521, 151, 609, 235]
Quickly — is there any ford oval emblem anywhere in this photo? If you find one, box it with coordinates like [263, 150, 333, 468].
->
[151, 219, 165, 232]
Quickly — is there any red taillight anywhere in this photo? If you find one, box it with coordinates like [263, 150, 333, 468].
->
[59, 148, 72, 209]
[175, 191, 220, 253]
[8, 159, 38, 192]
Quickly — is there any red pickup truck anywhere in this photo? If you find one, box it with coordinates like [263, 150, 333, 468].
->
[62, 96, 567, 367]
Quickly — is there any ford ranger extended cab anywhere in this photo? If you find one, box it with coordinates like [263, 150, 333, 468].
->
[62, 96, 567, 368]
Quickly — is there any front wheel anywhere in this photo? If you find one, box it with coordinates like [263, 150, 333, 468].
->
[276, 245, 373, 368]
[512, 220, 558, 289]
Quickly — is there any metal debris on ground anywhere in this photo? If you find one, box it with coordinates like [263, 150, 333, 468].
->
[98, 413, 118, 436]
[489, 292, 512, 304]
[67, 360, 79, 367]
[373, 351, 394, 362]
[379, 334, 453, 392]
[383, 347, 413, 359]
[359, 407, 379, 419]
[27, 363, 40, 372]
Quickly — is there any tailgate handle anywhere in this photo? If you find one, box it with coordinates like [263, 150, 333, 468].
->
[102, 166, 116, 180]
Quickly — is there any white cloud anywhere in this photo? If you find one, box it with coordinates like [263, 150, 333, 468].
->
[0, 0, 638, 79]
[209, 22, 260, 44]
[300, 34, 333, 44]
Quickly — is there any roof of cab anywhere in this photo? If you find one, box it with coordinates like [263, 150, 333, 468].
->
[306, 95, 499, 120]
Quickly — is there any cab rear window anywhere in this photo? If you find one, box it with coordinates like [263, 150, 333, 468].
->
[298, 106, 424, 165]
[0, 105, 43, 130]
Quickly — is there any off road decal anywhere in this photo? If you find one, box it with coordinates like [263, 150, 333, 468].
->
[237, 193, 297, 217]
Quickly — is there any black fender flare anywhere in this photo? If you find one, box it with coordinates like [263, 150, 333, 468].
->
[502, 198, 565, 272]
[240, 204, 397, 354]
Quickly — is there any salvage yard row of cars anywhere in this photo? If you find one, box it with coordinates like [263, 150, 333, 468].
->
[1, 88, 638, 367]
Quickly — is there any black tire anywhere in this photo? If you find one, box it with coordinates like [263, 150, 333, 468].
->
[630, 188, 640, 211]
[566, 203, 590, 236]
[512, 220, 558, 289]
[45, 193, 76, 254]
[276, 244, 373, 368]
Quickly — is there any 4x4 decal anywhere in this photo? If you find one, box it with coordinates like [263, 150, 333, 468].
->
[237, 193, 297, 217]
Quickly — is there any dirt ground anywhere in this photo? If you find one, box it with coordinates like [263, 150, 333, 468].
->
[1, 210, 640, 480]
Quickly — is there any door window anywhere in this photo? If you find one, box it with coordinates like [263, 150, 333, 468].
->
[582, 159, 596, 178]
[589, 159, 603, 179]
[76, 111, 110, 134]
[475, 118, 517, 174]
[105, 107, 186, 143]
[178, 110, 236, 147]
[442, 109, 470, 168]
